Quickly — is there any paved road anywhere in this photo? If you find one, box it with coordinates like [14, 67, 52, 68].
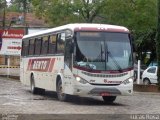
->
[0, 77, 160, 120]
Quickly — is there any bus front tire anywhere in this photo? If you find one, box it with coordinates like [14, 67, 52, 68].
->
[102, 96, 116, 103]
[30, 75, 45, 94]
[56, 79, 67, 101]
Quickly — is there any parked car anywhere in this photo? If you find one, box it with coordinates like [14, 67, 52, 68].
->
[142, 66, 158, 85]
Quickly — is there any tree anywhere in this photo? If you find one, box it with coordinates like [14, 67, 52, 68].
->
[156, 0, 160, 88]
[72, 0, 107, 23]
[0, 0, 7, 28]
[0, 0, 6, 10]
[10, 0, 32, 25]
[31, 0, 107, 26]
[31, 0, 159, 66]
[102, 0, 157, 64]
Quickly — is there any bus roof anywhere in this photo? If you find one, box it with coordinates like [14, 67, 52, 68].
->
[23, 23, 129, 39]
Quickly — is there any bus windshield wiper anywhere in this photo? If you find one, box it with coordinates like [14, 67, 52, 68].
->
[96, 42, 105, 61]
[107, 51, 122, 72]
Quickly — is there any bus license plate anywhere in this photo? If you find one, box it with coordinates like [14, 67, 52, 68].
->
[100, 92, 110, 96]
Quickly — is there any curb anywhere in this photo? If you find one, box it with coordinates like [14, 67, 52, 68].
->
[133, 91, 160, 95]
[133, 84, 160, 93]
[0, 75, 20, 80]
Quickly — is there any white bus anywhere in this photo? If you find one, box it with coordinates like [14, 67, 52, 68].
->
[20, 23, 134, 103]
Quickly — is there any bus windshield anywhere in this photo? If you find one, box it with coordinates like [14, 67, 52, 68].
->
[75, 32, 133, 71]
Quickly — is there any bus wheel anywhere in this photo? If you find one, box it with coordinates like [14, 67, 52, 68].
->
[56, 80, 67, 101]
[30, 75, 39, 94]
[102, 96, 116, 103]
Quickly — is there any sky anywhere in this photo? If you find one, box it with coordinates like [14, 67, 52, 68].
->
[6, 0, 11, 6]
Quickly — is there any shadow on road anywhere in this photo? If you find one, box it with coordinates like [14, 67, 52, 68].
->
[66, 96, 126, 106]
[26, 90, 126, 106]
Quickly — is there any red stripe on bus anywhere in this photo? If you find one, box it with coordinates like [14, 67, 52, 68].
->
[73, 66, 133, 74]
[27, 58, 51, 72]
[48, 58, 55, 72]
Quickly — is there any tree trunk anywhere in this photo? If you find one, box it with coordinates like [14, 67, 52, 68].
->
[23, 0, 27, 26]
[156, 0, 160, 88]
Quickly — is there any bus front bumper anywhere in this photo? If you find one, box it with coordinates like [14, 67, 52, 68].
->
[72, 83, 133, 97]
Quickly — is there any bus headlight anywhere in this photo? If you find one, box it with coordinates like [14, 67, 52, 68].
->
[122, 77, 133, 85]
[76, 77, 88, 84]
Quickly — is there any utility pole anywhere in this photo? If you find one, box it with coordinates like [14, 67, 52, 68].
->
[156, 0, 160, 89]
[23, 0, 26, 26]
[2, 0, 6, 30]
[22, 0, 29, 26]
[1, 0, 8, 65]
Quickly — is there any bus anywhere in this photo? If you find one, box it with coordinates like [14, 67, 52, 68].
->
[20, 23, 134, 103]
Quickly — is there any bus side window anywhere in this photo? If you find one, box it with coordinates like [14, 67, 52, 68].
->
[48, 35, 56, 54]
[57, 33, 65, 54]
[35, 38, 42, 55]
[28, 39, 35, 55]
[22, 40, 29, 56]
[41, 36, 49, 54]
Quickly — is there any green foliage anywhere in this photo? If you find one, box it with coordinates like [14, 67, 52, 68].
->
[8, 0, 32, 12]
[31, 0, 107, 26]
[72, 0, 107, 23]
[102, 0, 157, 30]
[156, 0, 160, 86]
[101, 0, 157, 62]
[0, 0, 7, 27]
[0, 0, 6, 11]
[47, 0, 78, 26]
